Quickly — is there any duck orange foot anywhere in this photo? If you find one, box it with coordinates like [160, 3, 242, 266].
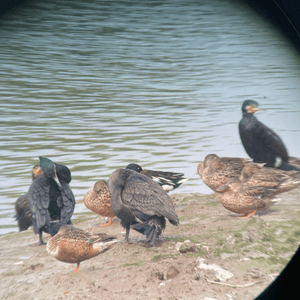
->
[237, 211, 256, 219]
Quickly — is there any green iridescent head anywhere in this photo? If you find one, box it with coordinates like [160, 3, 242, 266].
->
[39, 156, 61, 187]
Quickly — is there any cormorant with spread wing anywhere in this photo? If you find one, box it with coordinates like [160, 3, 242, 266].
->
[28, 157, 75, 245]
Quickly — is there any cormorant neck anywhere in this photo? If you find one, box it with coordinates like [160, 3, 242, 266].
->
[243, 111, 254, 117]
[40, 173, 51, 185]
[110, 184, 124, 214]
[111, 187, 136, 222]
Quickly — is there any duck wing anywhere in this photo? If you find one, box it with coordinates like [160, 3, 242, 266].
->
[239, 184, 276, 198]
[67, 226, 115, 242]
[141, 169, 188, 191]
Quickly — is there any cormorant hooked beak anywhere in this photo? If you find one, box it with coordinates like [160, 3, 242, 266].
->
[52, 165, 61, 188]
[246, 104, 259, 114]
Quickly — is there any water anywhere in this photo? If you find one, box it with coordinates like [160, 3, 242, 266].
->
[1, 0, 300, 235]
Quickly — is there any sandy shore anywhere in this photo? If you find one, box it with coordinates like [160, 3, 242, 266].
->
[1, 190, 300, 300]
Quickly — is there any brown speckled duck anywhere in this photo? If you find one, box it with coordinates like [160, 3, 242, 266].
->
[239, 163, 300, 194]
[197, 161, 205, 178]
[47, 225, 119, 273]
[216, 179, 279, 219]
[197, 154, 251, 192]
[83, 180, 115, 226]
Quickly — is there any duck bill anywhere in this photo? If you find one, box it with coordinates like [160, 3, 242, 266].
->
[215, 184, 228, 193]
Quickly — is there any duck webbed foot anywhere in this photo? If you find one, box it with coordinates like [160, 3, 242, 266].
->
[74, 262, 80, 274]
[237, 211, 256, 219]
[100, 217, 113, 227]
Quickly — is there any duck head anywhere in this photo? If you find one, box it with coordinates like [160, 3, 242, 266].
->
[216, 179, 241, 193]
[126, 163, 143, 173]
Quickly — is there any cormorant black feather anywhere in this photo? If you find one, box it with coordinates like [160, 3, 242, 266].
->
[28, 157, 75, 245]
[107, 168, 179, 246]
[239, 100, 299, 171]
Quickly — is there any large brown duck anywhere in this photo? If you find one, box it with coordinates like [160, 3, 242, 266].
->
[216, 179, 278, 219]
[47, 225, 119, 273]
[197, 154, 250, 192]
[239, 163, 300, 194]
[83, 180, 115, 226]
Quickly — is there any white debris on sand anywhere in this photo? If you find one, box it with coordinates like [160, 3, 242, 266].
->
[175, 240, 191, 251]
[197, 258, 234, 282]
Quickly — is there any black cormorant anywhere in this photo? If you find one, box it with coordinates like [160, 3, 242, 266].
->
[15, 165, 43, 231]
[239, 100, 299, 171]
[28, 157, 75, 245]
[107, 168, 179, 246]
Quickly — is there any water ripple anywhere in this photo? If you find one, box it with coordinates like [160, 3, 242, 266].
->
[1, 0, 300, 234]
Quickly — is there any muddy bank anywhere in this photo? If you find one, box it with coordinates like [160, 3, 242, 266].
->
[1, 190, 300, 300]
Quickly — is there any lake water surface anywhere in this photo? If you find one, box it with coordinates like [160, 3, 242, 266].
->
[1, 0, 300, 235]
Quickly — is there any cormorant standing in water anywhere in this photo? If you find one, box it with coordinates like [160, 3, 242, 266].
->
[28, 157, 75, 245]
[239, 100, 299, 171]
[107, 168, 179, 246]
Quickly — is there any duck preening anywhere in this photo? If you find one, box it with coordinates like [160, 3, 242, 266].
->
[83, 180, 115, 226]
[239, 163, 300, 194]
[239, 100, 299, 171]
[107, 168, 179, 246]
[125, 163, 188, 192]
[198, 152, 300, 218]
[47, 224, 119, 273]
[197, 154, 251, 192]
[28, 157, 75, 245]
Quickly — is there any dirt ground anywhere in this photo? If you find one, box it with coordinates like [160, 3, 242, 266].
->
[1, 189, 300, 300]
